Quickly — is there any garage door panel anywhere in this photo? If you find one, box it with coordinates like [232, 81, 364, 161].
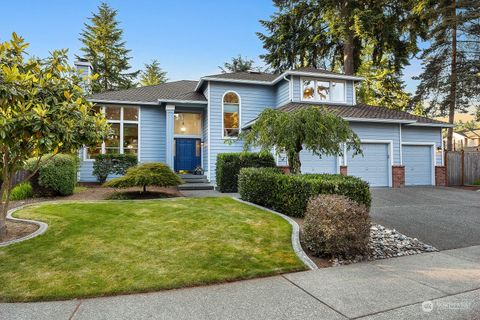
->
[348, 143, 390, 187]
[300, 151, 337, 174]
[403, 145, 432, 186]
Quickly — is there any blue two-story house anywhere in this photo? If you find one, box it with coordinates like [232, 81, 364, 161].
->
[77, 63, 452, 188]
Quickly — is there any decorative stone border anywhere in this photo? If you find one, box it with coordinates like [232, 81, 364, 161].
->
[232, 197, 318, 270]
[0, 204, 48, 247]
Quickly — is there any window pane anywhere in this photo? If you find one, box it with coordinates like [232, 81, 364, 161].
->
[90, 105, 101, 116]
[223, 92, 239, 104]
[316, 81, 330, 101]
[105, 106, 121, 121]
[174, 113, 202, 135]
[331, 81, 345, 102]
[124, 107, 138, 121]
[303, 80, 315, 100]
[224, 103, 239, 137]
[105, 123, 120, 154]
[124, 123, 138, 155]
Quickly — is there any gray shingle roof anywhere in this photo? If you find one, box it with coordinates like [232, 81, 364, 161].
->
[89, 80, 206, 103]
[278, 102, 449, 125]
[202, 71, 279, 82]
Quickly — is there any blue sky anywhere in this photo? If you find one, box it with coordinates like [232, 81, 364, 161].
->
[0, 0, 421, 93]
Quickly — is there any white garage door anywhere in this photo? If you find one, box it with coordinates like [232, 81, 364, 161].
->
[403, 145, 433, 186]
[300, 150, 337, 174]
[348, 143, 390, 187]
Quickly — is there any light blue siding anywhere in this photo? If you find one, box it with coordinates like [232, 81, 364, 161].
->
[348, 143, 390, 187]
[300, 151, 338, 174]
[349, 122, 401, 165]
[401, 126, 443, 165]
[140, 105, 166, 163]
[403, 145, 433, 185]
[208, 82, 276, 183]
[275, 79, 290, 107]
[202, 86, 209, 172]
[291, 76, 355, 105]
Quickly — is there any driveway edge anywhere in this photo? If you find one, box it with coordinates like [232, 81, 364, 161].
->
[0, 204, 48, 247]
[232, 197, 318, 270]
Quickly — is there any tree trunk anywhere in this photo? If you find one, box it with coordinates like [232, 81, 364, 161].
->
[447, 0, 457, 152]
[0, 171, 13, 238]
[143, 185, 147, 193]
[287, 146, 303, 174]
[343, 8, 355, 76]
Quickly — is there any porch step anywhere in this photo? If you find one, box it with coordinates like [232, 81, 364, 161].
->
[178, 174, 209, 184]
[178, 183, 215, 191]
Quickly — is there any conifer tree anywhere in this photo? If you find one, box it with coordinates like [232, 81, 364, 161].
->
[139, 60, 168, 86]
[78, 2, 139, 92]
[219, 55, 258, 73]
[414, 0, 480, 150]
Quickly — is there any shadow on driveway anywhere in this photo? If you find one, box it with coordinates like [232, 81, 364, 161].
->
[371, 187, 480, 250]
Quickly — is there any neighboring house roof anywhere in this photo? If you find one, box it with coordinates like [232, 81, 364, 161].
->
[243, 102, 453, 128]
[88, 80, 207, 104]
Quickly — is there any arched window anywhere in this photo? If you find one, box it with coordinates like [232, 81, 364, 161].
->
[222, 91, 240, 138]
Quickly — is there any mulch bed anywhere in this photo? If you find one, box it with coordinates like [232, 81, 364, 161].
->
[0, 220, 38, 243]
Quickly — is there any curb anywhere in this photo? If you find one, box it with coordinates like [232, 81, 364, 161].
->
[232, 197, 318, 270]
[0, 204, 48, 247]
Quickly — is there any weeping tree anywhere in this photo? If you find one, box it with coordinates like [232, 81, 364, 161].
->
[240, 107, 361, 173]
[0, 33, 110, 236]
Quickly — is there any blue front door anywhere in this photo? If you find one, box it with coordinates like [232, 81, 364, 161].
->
[174, 138, 201, 172]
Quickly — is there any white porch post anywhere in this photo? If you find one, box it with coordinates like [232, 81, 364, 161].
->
[165, 104, 175, 169]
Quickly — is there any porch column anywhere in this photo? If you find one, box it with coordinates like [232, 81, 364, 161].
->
[165, 104, 175, 169]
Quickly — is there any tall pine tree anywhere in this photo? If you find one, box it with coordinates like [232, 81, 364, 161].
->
[140, 60, 168, 86]
[219, 55, 258, 73]
[78, 2, 139, 93]
[414, 0, 480, 150]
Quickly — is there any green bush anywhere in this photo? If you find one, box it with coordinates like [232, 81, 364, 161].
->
[9, 182, 34, 201]
[472, 179, 480, 186]
[238, 168, 371, 217]
[104, 162, 183, 192]
[93, 154, 138, 183]
[216, 152, 276, 193]
[26, 154, 79, 196]
[303, 194, 371, 257]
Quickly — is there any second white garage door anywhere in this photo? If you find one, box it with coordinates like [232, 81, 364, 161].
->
[403, 145, 433, 186]
[300, 150, 337, 174]
[347, 143, 390, 187]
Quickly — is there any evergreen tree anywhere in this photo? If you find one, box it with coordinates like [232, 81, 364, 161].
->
[139, 60, 168, 86]
[78, 2, 139, 93]
[413, 0, 480, 150]
[219, 55, 258, 73]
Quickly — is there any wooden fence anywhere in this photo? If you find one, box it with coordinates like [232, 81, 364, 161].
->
[446, 151, 480, 186]
[11, 170, 29, 187]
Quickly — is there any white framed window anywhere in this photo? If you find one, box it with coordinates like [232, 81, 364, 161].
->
[301, 78, 346, 103]
[222, 91, 241, 138]
[84, 105, 139, 160]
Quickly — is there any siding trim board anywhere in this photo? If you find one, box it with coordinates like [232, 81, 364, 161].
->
[401, 142, 436, 186]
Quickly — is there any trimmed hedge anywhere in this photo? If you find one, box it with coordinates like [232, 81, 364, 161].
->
[216, 152, 276, 192]
[238, 167, 371, 217]
[26, 154, 79, 196]
[93, 153, 138, 183]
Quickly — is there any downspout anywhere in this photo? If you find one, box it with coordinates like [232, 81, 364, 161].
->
[283, 75, 292, 102]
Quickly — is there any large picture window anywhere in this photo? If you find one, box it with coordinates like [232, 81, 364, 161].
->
[85, 105, 139, 159]
[223, 91, 240, 138]
[302, 78, 346, 103]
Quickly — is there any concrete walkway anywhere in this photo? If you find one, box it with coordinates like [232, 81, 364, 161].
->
[2, 246, 480, 320]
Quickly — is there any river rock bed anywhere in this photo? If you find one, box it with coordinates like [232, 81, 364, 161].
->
[331, 224, 438, 266]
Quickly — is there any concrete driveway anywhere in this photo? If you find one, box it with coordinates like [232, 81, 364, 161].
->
[371, 187, 480, 250]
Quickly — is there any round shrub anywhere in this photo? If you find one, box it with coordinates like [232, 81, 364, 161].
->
[303, 194, 371, 257]
[26, 154, 79, 196]
[104, 162, 183, 192]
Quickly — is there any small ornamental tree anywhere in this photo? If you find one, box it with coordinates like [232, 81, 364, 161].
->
[240, 106, 361, 174]
[0, 33, 110, 236]
[104, 163, 183, 192]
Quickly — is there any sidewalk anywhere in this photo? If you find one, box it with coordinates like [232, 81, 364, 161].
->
[2, 246, 480, 320]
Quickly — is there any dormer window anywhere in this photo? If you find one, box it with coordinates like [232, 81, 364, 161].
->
[301, 78, 345, 103]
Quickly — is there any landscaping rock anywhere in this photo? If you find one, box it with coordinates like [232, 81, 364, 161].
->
[331, 224, 438, 266]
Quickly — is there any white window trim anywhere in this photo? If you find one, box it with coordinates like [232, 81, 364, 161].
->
[401, 142, 436, 186]
[300, 77, 347, 103]
[83, 105, 140, 161]
[221, 91, 241, 140]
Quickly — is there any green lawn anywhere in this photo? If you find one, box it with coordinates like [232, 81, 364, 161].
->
[0, 197, 305, 302]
